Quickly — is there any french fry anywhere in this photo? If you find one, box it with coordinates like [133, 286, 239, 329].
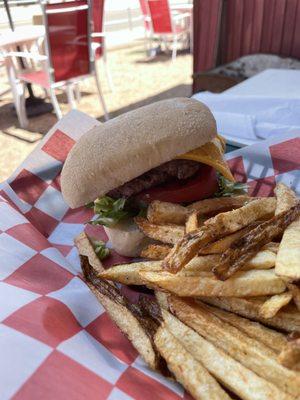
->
[147, 200, 188, 225]
[200, 296, 300, 333]
[287, 283, 300, 311]
[140, 269, 286, 297]
[278, 337, 300, 371]
[259, 292, 293, 319]
[80, 257, 164, 372]
[99, 255, 220, 285]
[275, 183, 298, 215]
[204, 197, 276, 235]
[201, 303, 287, 353]
[245, 250, 276, 270]
[199, 225, 256, 255]
[135, 217, 184, 245]
[185, 211, 199, 233]
[75, 232, 104, 273]
[188, 195, 253, 214]
[213, 203, 300, 280]
[99, 260, 162, 285]
[162, 307, 293, 400]
[154, 326, 230, 400]
[262, 242, 279, 253]
[275, 216, 300, 280]
[140, 244, 171, 260]
[169, 297, 300, 398]
[164, 198, 276, 273]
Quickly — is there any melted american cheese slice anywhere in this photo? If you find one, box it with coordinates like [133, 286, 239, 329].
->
[177, 136, 234, 181]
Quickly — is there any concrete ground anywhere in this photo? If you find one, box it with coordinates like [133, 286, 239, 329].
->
[0, 43, 192, 182]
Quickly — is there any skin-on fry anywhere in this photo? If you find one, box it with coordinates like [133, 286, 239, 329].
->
[213, 203, 300, 280]
[275, 183, 298, 215]
[164, 198, 276, 273]
[75, 232, 104, 273]
[278, 337, 300, 371]
[140, 269, 286, 297]
[262, 242, 279, 253]
[185, 211, 199, 233]
[275, 184, 300, 280]
[245, 250, 276, 270]
[188, 195, 253, 214]
[200, 296, 300, 333]
[201, 303, 287, 353]
[161, 308, 290, 400]
[135, 217, 185, 245]
[154, 326, 230, 400]
[169, 297, 300, 398]
[287, 283, 300, 311]
[259, 292, 293, 319]
[140, 244, 171, 260]
[199, 224, 257, 255]
[80, 257, 166, 372]
[147, 200, 188, 225]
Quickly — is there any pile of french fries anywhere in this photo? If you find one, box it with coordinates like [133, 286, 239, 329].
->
[77, 183, 300, 400]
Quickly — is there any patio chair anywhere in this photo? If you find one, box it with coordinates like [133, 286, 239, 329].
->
[5, 0, 109, 128]
[147, 0, 191, 60]
[139, 0, 152, 47]
[91, 0, 114, 91]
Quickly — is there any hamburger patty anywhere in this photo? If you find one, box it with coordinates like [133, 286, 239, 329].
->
[108, 159, 200, 199]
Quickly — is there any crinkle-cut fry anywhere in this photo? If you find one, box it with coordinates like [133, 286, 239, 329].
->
[147, 200, 188, 225]
[275, 183, 298, 215]
[140, 244, 171, 260]
[200, 296, 300, 333]
[201, 302, 287, 354]
[140, 269, 286, 297]
[287, 283, 300, 311]
[278, 337, 300, 371]
[154, 326, 231, 400]
[188, 195, 253, 214]
[135, 217, 184, 245]
[164, 198, 276, 273]
[259, 292, 293, 319]
[169, 297, 300, 398]
[162, 308, 291, 400]
[213, 203, 300, 280]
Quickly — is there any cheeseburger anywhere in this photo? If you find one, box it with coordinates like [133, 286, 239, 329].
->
[61, 98, 238, 257]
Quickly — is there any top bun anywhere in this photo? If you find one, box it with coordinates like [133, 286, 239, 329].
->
[61, 98, 217, 208]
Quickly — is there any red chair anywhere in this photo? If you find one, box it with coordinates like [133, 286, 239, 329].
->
[6, 0, 108, 128]
[91, 0, 114, 91]
[147, 0, 191, 60]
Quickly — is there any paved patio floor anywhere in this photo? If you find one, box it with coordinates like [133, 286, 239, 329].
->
[0, 43, 192, 182]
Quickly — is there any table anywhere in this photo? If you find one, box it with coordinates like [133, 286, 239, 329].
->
[0, 26, 44, 51]
[225, 69, 300, 98]
[193, 69, 300, 147]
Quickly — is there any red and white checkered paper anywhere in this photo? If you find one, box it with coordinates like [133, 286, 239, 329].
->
[0, 109, 299, 400]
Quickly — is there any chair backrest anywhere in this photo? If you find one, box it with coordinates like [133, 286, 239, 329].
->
[42, 0, 92, 83]
[92, 0, 105, 57]
[139, 0, 151, 31]
[193, 0, 300, 75]
[147, 0, 172, 34]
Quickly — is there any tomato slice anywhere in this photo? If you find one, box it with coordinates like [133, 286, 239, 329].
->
[136, 164, 219, 204]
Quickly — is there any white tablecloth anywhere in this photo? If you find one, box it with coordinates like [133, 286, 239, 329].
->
[193, 69, 300, 146]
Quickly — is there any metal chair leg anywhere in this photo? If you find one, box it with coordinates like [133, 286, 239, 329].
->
[49, 86, 62, 119]
[66, 84, 77, 110]
[172, 34, 178, 61]
[94, 70, 109, 121]
[102, 41, 114, 92]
